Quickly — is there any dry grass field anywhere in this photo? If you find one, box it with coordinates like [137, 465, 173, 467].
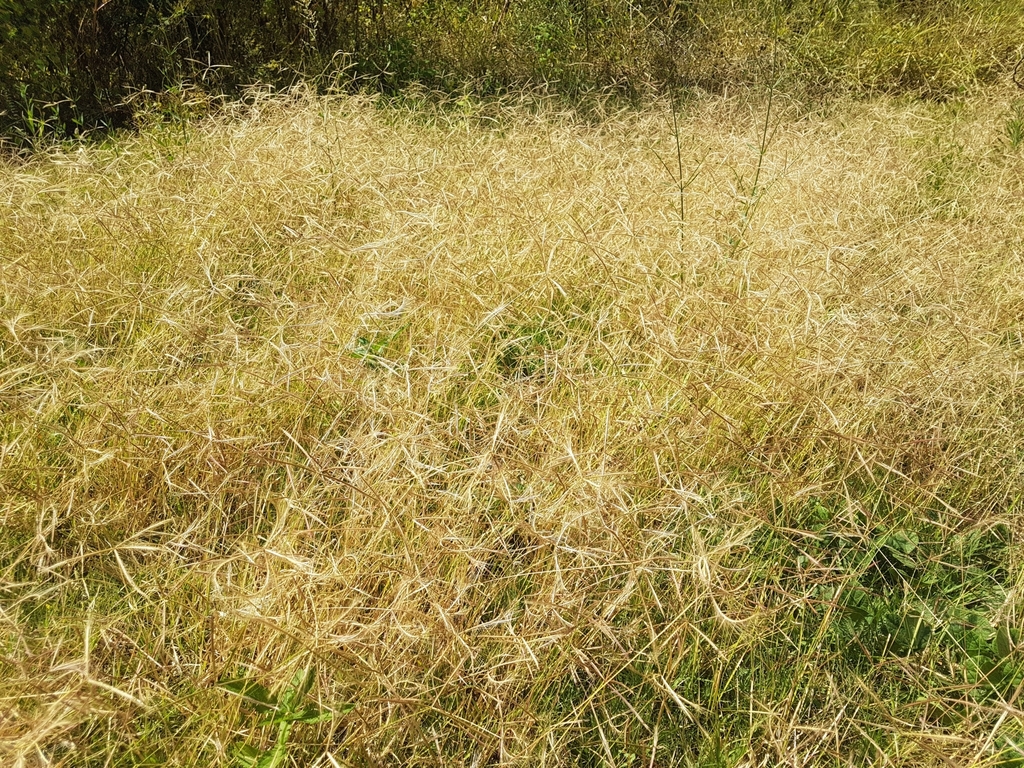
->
[3, 85, 1024, 766]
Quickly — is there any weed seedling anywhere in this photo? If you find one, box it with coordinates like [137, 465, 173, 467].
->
[220, 667, 348, 768]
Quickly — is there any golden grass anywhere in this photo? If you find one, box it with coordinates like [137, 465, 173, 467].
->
[3, 85, 1024, 766]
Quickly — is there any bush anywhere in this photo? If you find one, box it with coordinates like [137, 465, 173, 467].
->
[1, 0, 1022, 138]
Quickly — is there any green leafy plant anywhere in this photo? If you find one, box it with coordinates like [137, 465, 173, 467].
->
[220, 667, 347, 768]
[942, 616, 1023, 704]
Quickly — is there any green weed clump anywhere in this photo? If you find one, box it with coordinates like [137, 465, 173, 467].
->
[3, 86, 1024, 766]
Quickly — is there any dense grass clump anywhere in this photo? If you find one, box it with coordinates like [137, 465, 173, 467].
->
[3, 86, 1024, 765]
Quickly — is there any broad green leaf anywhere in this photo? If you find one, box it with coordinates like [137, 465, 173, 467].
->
[840, 603, 869, 624]
[294, 704, 334, 724]
[881, 531, 919, 568]
[888, 530, 918, 553]
[292, 667, 315, 699]
[891, 611, 931, 655]
[234, 744, 261, 768]
[220, 678, 277, 713]
[996, 623, 1016, 660]
[254, 738, 289, 768]
[258, 701, 353, 727]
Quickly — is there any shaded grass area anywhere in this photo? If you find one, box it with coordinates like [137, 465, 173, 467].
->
[3, 87, 1024, 765]
[3, 0, 1024, 140]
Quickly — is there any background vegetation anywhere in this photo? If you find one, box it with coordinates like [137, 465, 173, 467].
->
[1, 0, 1023, 138]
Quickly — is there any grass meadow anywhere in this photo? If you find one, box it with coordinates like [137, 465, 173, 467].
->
[4, 84, 1024, 766]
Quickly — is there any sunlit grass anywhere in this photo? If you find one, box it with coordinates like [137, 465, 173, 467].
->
[3, 85, 1024, 766]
